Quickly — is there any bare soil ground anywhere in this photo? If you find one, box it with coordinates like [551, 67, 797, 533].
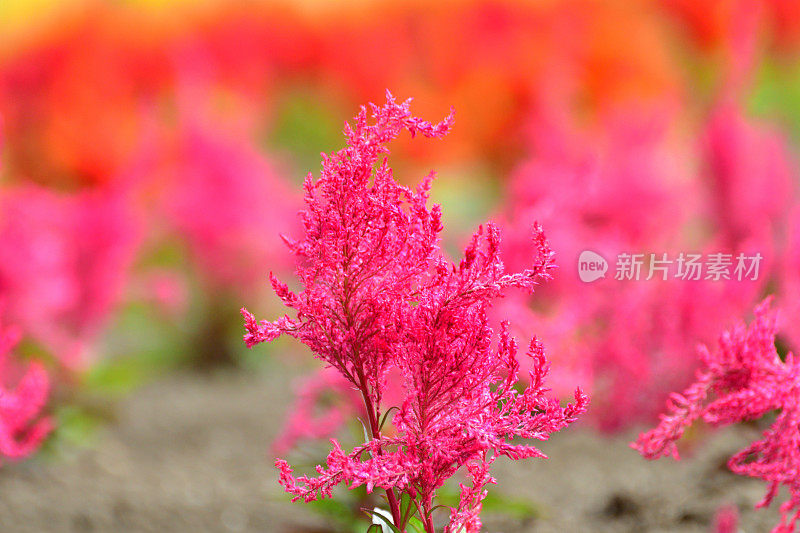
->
[0, 361, 783, 532]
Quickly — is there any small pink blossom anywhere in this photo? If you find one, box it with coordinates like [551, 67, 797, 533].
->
[633, 299, 800, 533]
[271, 366, 362, 456]
[0, 319, 53, 463]
[149, 70, 299, 298]
[713, 504, 739, 533]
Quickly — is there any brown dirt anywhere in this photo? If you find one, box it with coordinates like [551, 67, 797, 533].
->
[0, 362, 782, 532]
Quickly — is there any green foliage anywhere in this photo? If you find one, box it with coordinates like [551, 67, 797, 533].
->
[269, 89, 344, 175]
[435, 484, 541, 523]
[749, 58, 800, 140]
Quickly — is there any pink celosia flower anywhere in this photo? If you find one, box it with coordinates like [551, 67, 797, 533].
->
[704, 100, 795, 253]
[271, 366, 362, 456]
[497, 102, 720, 430]
[633, 299, 800, 533]
[779, 210, 800, 350]
[0, 183, 139, 370]
[243, 93, 587, 532]
[0, 319, 52, 463]
[163, 120, 297, 293]
[498, 88, 794, 431]
[160, 78, 299, 295]
[713, 504, 740, 533]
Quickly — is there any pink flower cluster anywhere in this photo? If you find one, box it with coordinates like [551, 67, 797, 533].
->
[713, 504, 740, 533]
[498, 80, 796, 431]
[0, 183, 139, 370]
[633, 299, 800, 533]
[270, 366, 362, 456]
[0, 318, 52, 463]
[243, 93, 587, 532]
[158, 79, 299, 295]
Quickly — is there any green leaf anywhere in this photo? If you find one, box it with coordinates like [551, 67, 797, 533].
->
[356, 417, 374, 458]
[50, 405, 103, 448]
[479, 491, 540, 521]
[85, 355, 155, 395]
[308, 497, 356, 521]
[268, 88, 343, 175]
[365, 508, 403, 533]
[379, 407, 399, 431]
[435, 485, 541, 522]
[407, 516, 426, 533]
[749, 59, 800, 141]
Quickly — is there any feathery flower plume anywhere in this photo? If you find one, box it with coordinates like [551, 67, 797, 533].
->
[243, 92, 587, 532]
[633, 299, 800, 533]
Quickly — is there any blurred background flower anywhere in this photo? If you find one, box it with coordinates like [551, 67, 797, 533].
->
[0, 0, 798, 530]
